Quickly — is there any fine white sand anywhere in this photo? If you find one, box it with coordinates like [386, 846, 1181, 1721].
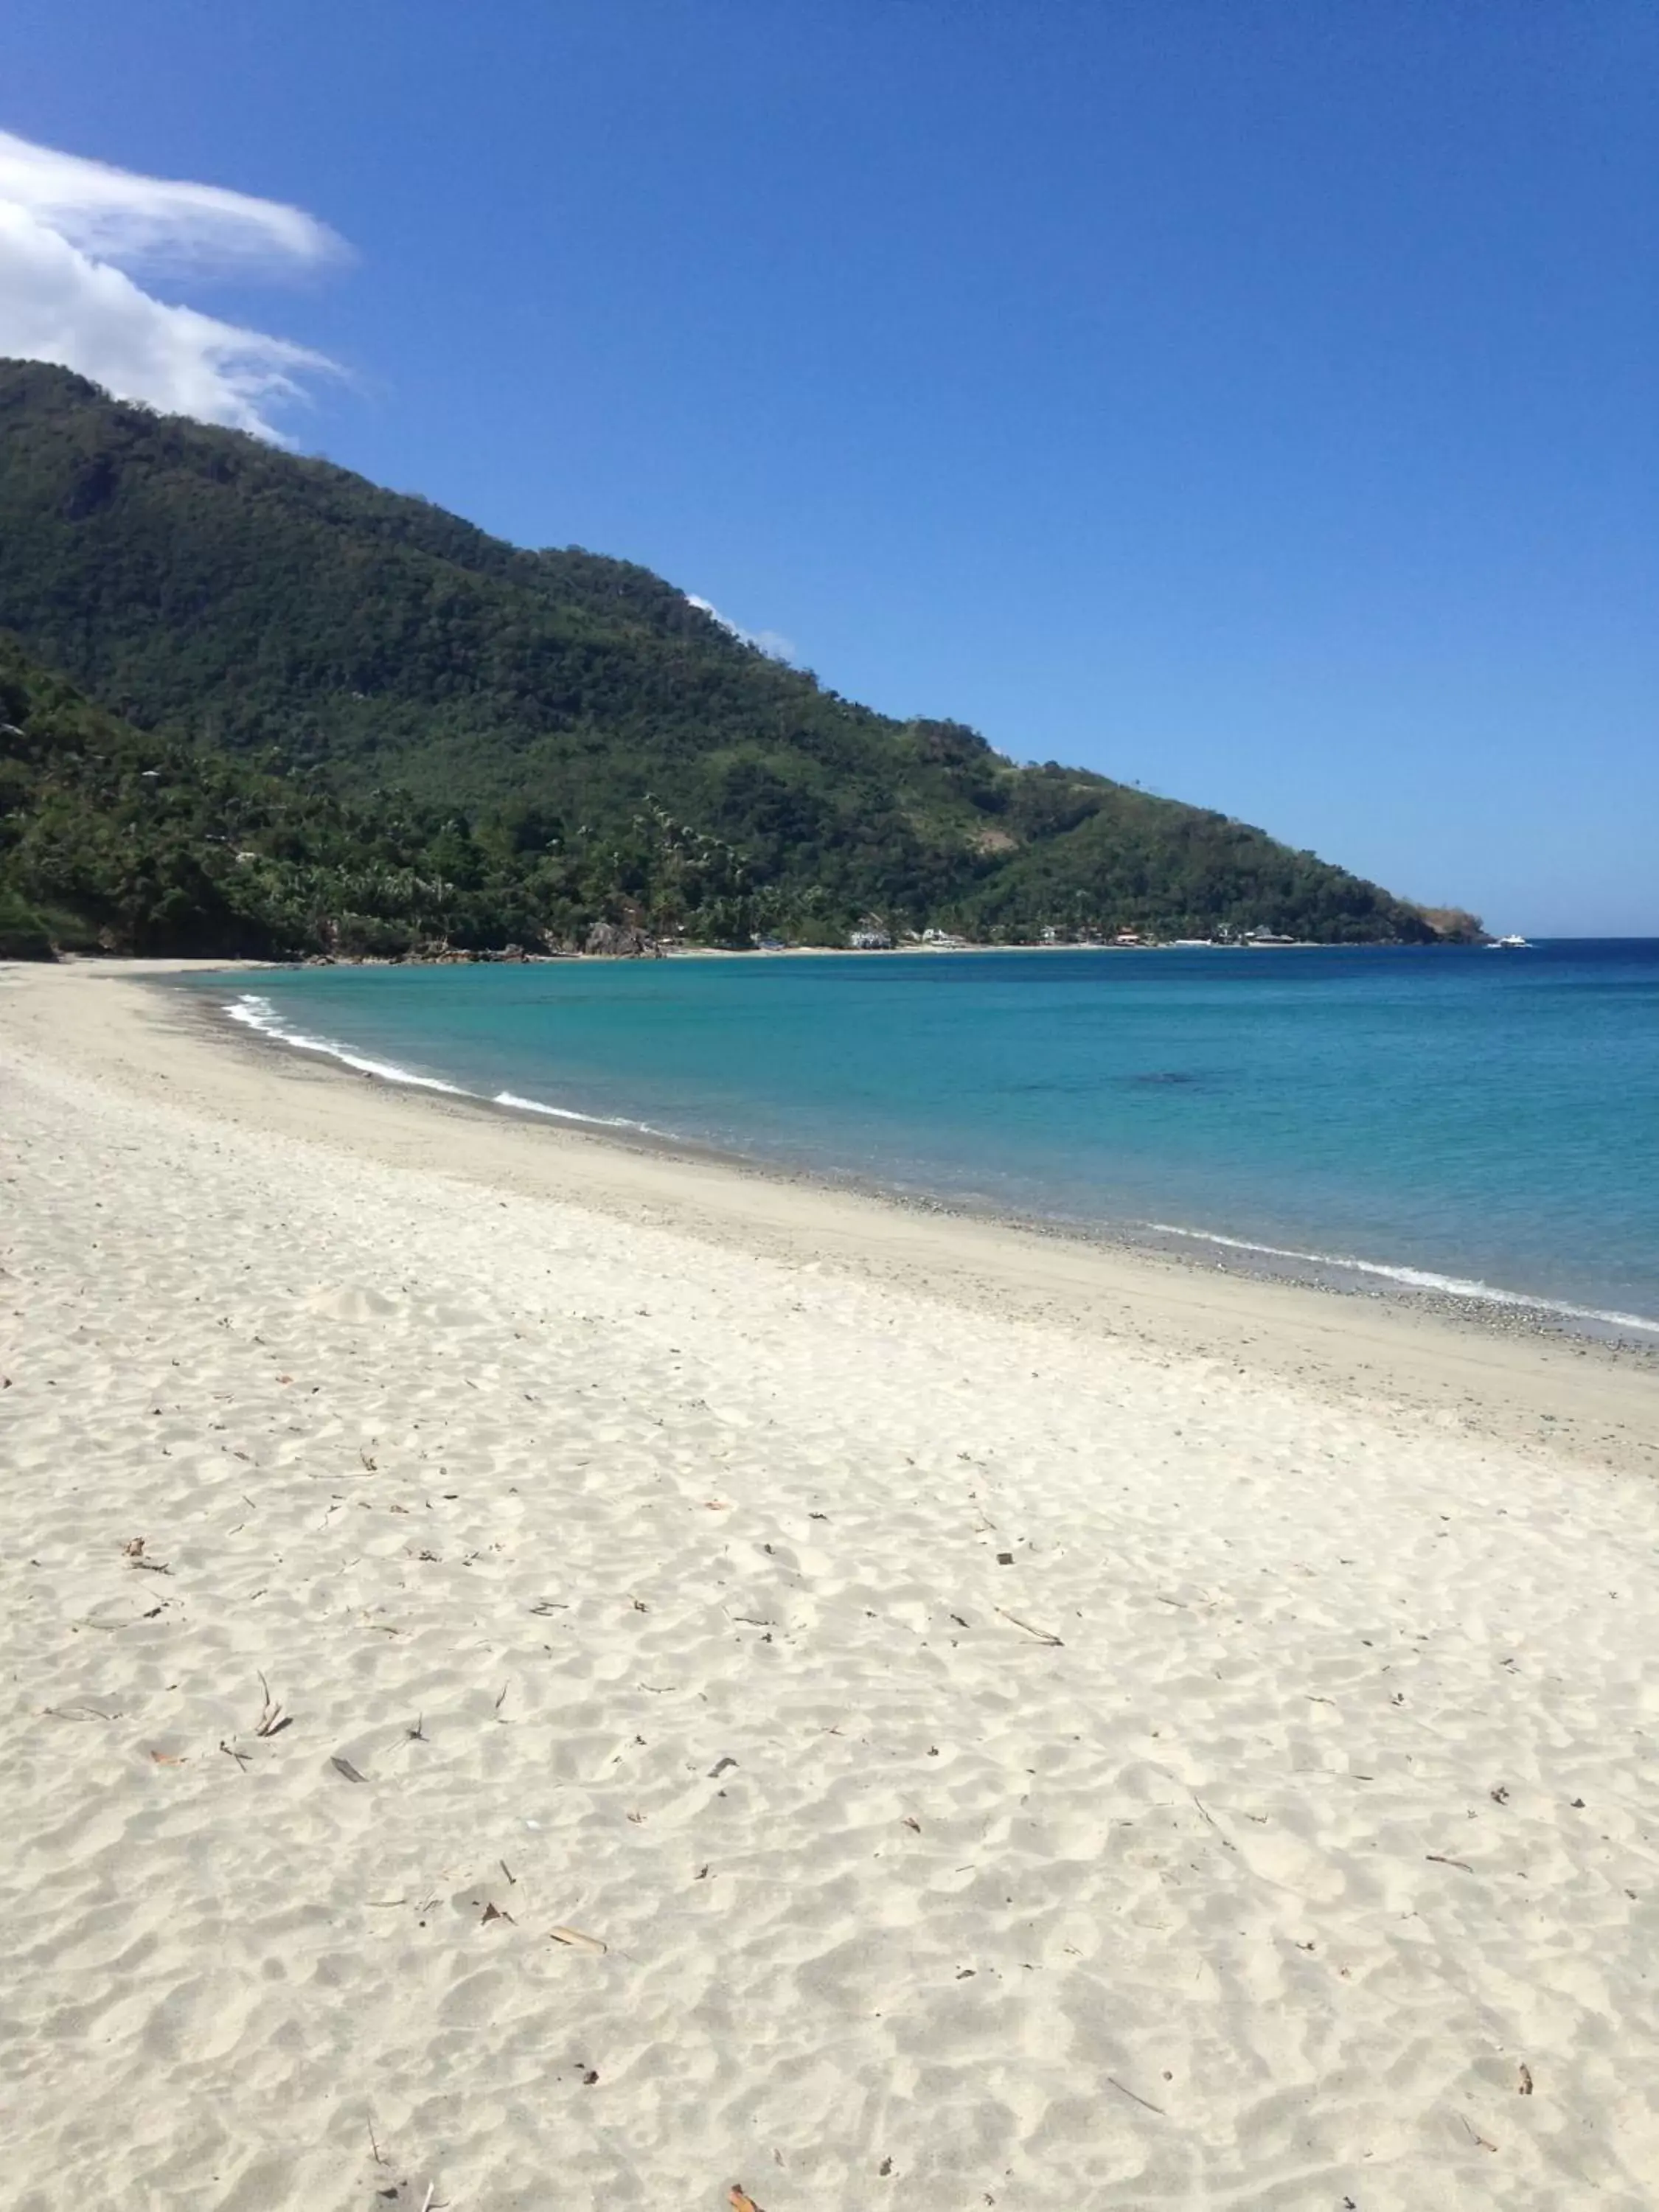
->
[3, 964, 1658, 2211]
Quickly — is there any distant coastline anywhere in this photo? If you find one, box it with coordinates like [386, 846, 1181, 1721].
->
[3, 365, 1470, 967]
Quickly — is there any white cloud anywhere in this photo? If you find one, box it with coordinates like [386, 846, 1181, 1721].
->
[0, 128, 346, 441]
[685, 593, 796, 664]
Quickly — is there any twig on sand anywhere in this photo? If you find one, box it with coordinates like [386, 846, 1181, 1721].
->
[548, 1924, 607, 1954]
[331, 1755, 369, 1784]
[77, 1600, 170, 1630]
[994, 1607, 1064, 1646]
[219, 1739, 251, 1772]
[1192, 1795, 1236, 1851]
[1427, 1853, 1475, 1874]
[1106, 2075, 1166, 2116]
[254, 1674, 291, 1738]
[368, 2118, 387, 2166]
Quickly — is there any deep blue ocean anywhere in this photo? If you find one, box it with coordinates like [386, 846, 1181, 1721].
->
[182, 942, 1659, 1335]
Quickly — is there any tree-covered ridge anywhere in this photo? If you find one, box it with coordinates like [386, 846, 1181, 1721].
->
[0, 638, 801, 957]
[0, 359, 1447, 947]
[0, 641, 473, 955]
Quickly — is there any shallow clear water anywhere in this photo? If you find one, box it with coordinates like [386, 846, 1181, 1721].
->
[178, 942, 1659, 1332]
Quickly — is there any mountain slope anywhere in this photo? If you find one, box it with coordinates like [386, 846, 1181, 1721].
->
[0, 360, 1441, 945]
[0, 637, 611, 959]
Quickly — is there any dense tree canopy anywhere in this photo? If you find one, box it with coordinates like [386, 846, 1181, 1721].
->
[0, 641, 791, 957]
[0, 361, 1455, 951]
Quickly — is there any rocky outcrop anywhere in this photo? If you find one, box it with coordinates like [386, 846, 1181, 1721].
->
[584, 922, 663, 959]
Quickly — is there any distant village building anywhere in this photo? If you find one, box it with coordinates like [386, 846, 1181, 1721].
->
[848, 922, 893, 950]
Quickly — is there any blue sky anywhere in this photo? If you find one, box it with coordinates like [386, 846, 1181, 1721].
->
[4, 1, 1655, 933]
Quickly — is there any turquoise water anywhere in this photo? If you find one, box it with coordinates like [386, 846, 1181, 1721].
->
[183, 942, 1659, 1334]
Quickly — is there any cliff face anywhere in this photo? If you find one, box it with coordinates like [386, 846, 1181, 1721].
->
[1411, 905, 1488, 944]
[0, 360, 1439, 946]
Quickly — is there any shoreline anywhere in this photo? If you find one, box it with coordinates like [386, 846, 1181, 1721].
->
[195, 962, 1659, 1357]
[7, 958, 1656, 1475]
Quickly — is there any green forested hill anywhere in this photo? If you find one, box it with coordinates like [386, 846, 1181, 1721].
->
[0, 359, 1444, 948]
[0, 638, 617, 958]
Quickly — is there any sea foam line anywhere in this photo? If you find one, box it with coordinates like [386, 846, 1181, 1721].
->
[1147, 1221, 1659, 1335]
[492, 1091, 661, 1136]
[226, 993, 469, 1093]
[223, 995, 669, 1138]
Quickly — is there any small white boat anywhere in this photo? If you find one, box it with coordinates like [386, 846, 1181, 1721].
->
[1486, 933, 1530, 950]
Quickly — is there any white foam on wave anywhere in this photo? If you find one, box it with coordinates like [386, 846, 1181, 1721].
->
[1147, 1221, 1659, 1335]
[225, 993, 469, 1096]
[492, 1090, 665, 1138]
[223, 995, 671, 1137]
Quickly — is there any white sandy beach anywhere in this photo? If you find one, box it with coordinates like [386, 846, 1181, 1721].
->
[4, 963, 1658, 2212]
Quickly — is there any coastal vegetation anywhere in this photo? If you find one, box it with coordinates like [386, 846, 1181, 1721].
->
[0, 639, 551, 957]
[0, 360, 1467, 955]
